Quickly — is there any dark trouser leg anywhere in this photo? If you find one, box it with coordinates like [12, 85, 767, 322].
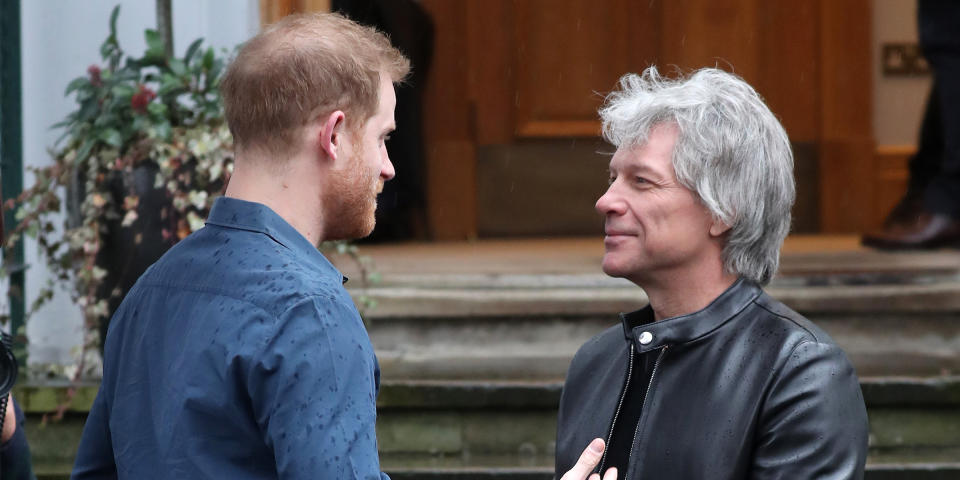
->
[884, 84, 943, 227]
[918, 0, 960, 218]
[922, 53, 960, 217]
[861, 1, 960, 248]
[908, 84, 943, 196]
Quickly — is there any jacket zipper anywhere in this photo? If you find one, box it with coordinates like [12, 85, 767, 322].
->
[598, 343, 635, 473]
[625, 346, 669, 476]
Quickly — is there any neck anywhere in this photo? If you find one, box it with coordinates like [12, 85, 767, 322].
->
[224, 150, 326, 245]
[636, 259, 738, 322]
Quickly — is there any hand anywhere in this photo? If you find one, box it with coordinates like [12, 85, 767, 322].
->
[1, 394, 15, 443]
[559, 438, 618, 480]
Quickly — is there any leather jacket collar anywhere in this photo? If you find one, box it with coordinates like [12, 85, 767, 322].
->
[620, 278, 762, 354]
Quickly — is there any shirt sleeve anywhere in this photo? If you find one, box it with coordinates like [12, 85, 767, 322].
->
[70, 386, 118, 480]
[247, 296, 387, 480]
[751, 341, 869, 480]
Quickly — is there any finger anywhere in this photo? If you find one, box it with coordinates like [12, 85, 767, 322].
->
[561, 438, 605, 480]
[588, 475, 600, 480]
[603, 467, 618, 480]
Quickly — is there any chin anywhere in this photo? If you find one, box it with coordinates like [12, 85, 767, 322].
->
[354, 211, 378, 239]
[601, 258, 627, 278]
[359, 222, 376, 239]
[350, 216, 377, 240]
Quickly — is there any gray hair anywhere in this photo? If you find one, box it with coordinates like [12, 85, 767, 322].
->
[600, 66, 795, 285]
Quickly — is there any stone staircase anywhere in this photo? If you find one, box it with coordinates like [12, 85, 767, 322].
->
[356, 239, 960, 479]
[18, 237, 960, 478]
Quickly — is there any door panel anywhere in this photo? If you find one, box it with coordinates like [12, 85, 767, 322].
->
[264, 0, 876, 238]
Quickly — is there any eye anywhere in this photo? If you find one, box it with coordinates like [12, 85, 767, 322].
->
[635, 176, 648, 184]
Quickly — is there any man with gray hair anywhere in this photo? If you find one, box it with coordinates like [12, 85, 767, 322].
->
[555, 67, 868, 479]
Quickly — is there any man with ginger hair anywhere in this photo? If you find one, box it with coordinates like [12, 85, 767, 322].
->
[72, 13, 407, 479]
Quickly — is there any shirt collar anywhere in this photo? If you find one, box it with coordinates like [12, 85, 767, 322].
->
[204, 197, 346, 283]
[620, 278, 762, 353]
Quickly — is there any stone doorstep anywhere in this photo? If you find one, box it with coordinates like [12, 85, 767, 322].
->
[23, 421, 960, 477]
[381, 464, 960, 480]
[331, 237, 960, 279]
[23, 416, 960, 478]
[368, 312, 960, 379]
[20, 381, 960, 479]
[864, 468, 960, 480]
[13, 377, 960, 414]
[27, 465, 960, 480]
[367, 270, 960, 290]
[352, 280, 960, 319]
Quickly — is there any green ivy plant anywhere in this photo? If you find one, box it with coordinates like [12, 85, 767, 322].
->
[2, 6, 233, 381]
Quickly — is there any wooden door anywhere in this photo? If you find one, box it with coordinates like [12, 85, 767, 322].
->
[419, 0, 875, 239]
[260, 0, 330, 25]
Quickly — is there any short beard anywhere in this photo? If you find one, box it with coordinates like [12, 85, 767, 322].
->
[321, 148, 379, 241]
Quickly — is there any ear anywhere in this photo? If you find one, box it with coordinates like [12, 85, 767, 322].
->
[317, 110, 346, 162]
[709, 218, 732, 238]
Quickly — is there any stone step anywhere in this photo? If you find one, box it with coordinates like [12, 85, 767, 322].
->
[380, 458, 960, 480]
[375, 378, 960, 454]
[337, 240, 960, 380]
[358, 275, 960, 379]
[376, 378, 960, 480]
[354, 276, 960, 379]
[29, 459, 960, 480]
[18, 377, 960, 479]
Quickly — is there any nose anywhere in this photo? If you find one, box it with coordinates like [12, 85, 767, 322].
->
[381, 154, 396, 181]
[595, 183, 624, 216]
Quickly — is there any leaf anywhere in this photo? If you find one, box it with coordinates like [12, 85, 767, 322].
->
[113, 69, 140, 83]
[93, 112, 119, 128]
[168, 58, 187, 77]
[109, 5, 120, 40]
[204, 103, 222, 120]
[147, 101, 168, 117]
[51, 112, 76, 131]
[184, 38, 204, 65]
[100, 38, 116, 60]
[154, 121, 172, 141]
[206, 60, 224, 90]
[202, 48, 214, 71]
[53, 130, 71, 147]
[98, 6, 121, 61]
[145, 29, 165, 57]
[131, 116, 151, 133]
[157, 73, 182, 96]
[51, 112, 77, 129]
[64, 77, 89, 96]
[98, 129, 122, 147]
[76, 100, 100, 122]
[110, 84, 135, 99]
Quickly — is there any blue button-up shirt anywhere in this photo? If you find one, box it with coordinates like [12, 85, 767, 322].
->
[72, 197, 388, 479]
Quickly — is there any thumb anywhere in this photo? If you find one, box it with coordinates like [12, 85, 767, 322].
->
[560, 438, 605, 480]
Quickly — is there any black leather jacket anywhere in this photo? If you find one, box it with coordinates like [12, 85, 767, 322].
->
[556, 279, 868, 479]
